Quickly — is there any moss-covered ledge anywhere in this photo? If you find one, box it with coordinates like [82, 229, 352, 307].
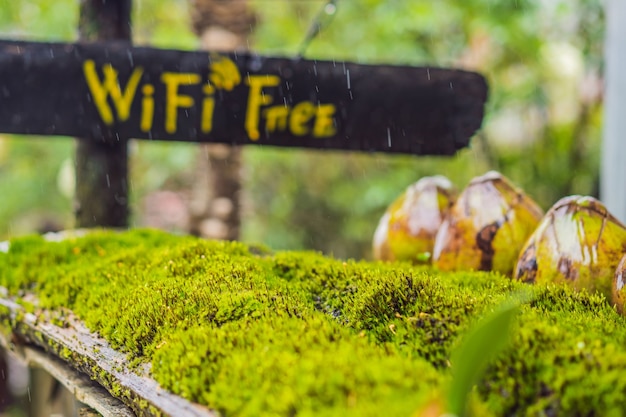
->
[0, 295, 214, 417]
[1, 229, 626, 416]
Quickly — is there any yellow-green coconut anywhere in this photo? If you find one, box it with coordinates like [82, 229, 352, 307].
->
[372, 176, 456, 263]
[515, 195, 626, 302]
[433, 171, 543, 275]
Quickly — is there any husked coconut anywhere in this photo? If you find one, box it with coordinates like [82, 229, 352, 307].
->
[433, 171, 543, 275]
[516, 195, 626, 302]
[373, 176, 456, 263]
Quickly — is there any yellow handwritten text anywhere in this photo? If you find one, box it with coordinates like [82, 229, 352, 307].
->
[161, 73, 201, 134]
[83, 60, 143, 125]
[201, 84, 216, 133]
[140, 84, 155, 131]
[245, 75, 281, 140]
[83, 55, 338, 140]
[312, 104, 337, 137]
[245, 76, 337, 140]
[289, 102, 316, 136]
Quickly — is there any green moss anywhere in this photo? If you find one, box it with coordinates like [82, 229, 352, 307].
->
[2, 229, 626, 415]
[154, 316, 439, 416]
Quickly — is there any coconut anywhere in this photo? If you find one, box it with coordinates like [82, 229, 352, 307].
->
[613, 255, 626, 314]
[515, 195, 626, 302]
[372, 176, 456, 263]
[433, 171, 543, 275]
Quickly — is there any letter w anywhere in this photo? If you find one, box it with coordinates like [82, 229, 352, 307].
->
[83, 60, 143, 125]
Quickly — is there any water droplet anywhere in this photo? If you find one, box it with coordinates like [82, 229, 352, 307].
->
[249, 56, 263, 71]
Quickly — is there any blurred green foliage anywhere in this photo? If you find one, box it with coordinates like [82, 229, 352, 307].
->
[0, 0, 605, 259]
[245, 0, 604, 258]
[0, 0, 199, 235]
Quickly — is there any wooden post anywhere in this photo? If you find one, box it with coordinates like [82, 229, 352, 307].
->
[75, 0, 132, 228]
[601, 0, 626, 222]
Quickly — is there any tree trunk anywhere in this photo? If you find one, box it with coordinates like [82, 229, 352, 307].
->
[75, 0, 132, 228]
[188, 0, 256, 241]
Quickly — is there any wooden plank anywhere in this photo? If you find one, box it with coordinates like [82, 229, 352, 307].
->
[2, 345, 134, 417]
[0, 39, 488, 155]
[0, 296, 218, 417]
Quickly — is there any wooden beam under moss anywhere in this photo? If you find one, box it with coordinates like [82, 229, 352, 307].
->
[1, 345, 133, 417]
[0, 296, 217, 417]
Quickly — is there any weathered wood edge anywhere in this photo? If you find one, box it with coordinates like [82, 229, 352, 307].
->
[0, 296, 219, 417]
[1, 341, 135, 417]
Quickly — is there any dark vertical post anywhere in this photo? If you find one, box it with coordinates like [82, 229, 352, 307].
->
[75, 0, 132, 228]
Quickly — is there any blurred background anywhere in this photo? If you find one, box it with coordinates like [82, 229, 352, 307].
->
[0, 0, 605, 259]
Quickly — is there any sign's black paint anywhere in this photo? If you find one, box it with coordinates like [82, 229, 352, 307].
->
[0, 40, 488, 155]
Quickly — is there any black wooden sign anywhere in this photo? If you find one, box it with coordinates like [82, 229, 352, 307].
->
[0, 40, 488, 155]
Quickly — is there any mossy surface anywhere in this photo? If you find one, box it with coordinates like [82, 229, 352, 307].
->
[2, 229, 626, 416]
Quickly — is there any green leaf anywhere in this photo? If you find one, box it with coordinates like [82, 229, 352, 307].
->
[446, 292, 529, 416]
